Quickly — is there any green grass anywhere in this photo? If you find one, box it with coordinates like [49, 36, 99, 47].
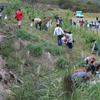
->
[27, 43, 43, 57]
[1, 0, 100, 100]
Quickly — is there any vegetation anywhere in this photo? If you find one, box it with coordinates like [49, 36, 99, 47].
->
[0, 0, 100, 100]
[58, 0, 100, 12]
[22, 0, 100, 12]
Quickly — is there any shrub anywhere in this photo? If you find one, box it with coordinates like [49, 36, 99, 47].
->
[4, 0, 21, 15]
[0, 40, 14, 57]
[15, 29, 32, 40]
[43, 42, 64, 55]
[55, 57, 68, 68]
[31, 35, 39, 42]
[6, 56, 20, 68]
[27, 43, 43, 56]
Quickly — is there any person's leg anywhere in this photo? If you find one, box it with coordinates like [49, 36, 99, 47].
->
[18, 21, 22, 28]
[44, 25, 48, 31]
[67, 43, 73, 50]
[39, 21, 42, 30]
[58, 35, 62, 46]
[35, 22, 38, 29]
[96, 50, 98, 57]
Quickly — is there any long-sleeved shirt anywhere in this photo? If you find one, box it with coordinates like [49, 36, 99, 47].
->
[53, 27, 64, 36]
[65, 33, 73, 43]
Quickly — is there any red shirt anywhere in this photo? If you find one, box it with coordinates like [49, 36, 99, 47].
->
[72, 68, 86, 75]
[43, 18, 51, 22]
[16, 10, 22, 21]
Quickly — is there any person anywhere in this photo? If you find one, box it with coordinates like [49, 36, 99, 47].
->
[96, 17, 98, 21]
[43, 18, 52, 31]
[53, 24, 64, 46]
[31, 18, 42, 30]
[84, 20, 88, 30]
[62, 30, 69, 44]
[84, 55, 96, 65]
[71, 67, 93, 87]
[55, 14, 59, 23]
[15, 9, 23, 28]
[65, 31, 73, 50]
[88, 61, 100, 75]
[64, 67, 92, 93]
[0, 6, 4, 19]
[0, 8, 3, 19]
[91, 39, 98, 56]
[58, 17, 63, 27]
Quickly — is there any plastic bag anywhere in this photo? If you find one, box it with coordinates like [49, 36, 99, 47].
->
[30, 23, 33, 27]
[4, 15, 7, 20]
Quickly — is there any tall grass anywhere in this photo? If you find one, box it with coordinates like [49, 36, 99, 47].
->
[2, 0, 100, 100]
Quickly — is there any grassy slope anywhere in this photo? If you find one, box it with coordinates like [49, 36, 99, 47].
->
[0, 0, 100, 100]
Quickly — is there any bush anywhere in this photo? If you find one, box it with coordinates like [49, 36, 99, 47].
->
[15, 29, 32, 40]
[4, 0, 21, 15]
[6, 56, 20, 68]
[43, 42, 64, 55]
[0, 40, 14, 57]
[27, 43, 43, 56]
[55, 57, 68, 68]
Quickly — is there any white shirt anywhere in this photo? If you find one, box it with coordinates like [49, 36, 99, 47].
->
[53, 27, 64, 36]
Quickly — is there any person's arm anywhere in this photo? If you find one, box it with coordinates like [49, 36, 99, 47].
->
[60, 28, 64, 34]
[20, 11, 22, 16]
[53, 28, 56, 36]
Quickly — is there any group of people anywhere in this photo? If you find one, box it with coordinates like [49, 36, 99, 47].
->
[1, 7, 73, 49]
[72, 19, 100, 30]
[65, 55, 100, 92]
[53, 24, 74, 49]
[30, 17, 52, 31]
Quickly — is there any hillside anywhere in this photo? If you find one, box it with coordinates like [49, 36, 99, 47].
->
[0, 0, 100, 100]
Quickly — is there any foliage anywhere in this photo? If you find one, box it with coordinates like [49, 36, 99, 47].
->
[27, 43, 43, 56]
[6, 55, 20, 69]
[15, 29, 32, 40]
[55, 56, 68, 68]
[4, 0, 21, 15]
[0, 40, 14, 57]
[43, 42, 65, 55]
[58, 0, 100, 12]
[1, 0, 100, 100]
